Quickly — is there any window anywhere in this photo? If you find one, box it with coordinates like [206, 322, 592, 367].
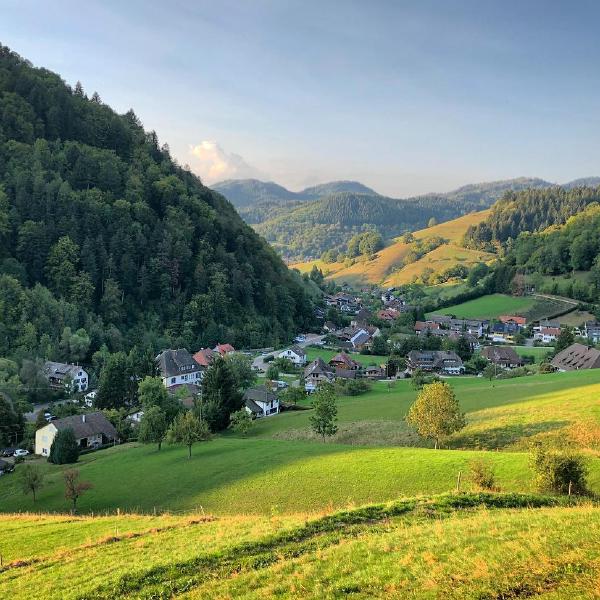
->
[171, 377, 176, 384]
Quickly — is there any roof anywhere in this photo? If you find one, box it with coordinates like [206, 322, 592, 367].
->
[214, 343, 235, 355]
[408, 350, 463, 369]
[243, 387, 279, 404]
[540, 327, 561, 336]
[304, 357, 334, 377]
[156, 349, 201, 378]
[285, 345, 306, 358]
[193, 348, 216, 367]
[351, 330, 371, 346]
[43, 361, 85, 380]
[499, 315, 526, 325]
[482, 346, 523, 364]
[415, 321, 440, 332]
[50, 412, 118, 441]
[245, 398, 263, 415]
[551, 343, 600, 371]
[329, 352, 360, 369]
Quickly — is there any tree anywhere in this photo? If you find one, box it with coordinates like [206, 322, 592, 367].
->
[411, 368, 426, 390]
[200, 358, 243, 432]
[167, 411, 211, 458]
[96, 352, 129, 409]
[427, 217, 438, 228]
[266, 364, 279, 381]
[454, 336, 472, 361]
[63, 469, 93, 513]
[530, 444, 588, 495]
[224, 353, 256, 391]
[136, 376, 180, 423]
[309, 384, 338, 442]
[406, 381, 465, 449]
[282, 386, 305, 405]
[229, 408, 252, 436]
[48, 428, 79, 464]
[554, 328, 574, 355]
[21, 464, 44, 502]
[483, 364, 496, 381]
[45, 236, 79, 297]
[138, 405, 167, 451]
[370, 335, 388, 356]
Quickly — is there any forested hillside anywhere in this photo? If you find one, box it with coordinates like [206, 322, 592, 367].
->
[463, 186, 600, 250]
[0, 45, 314, 365]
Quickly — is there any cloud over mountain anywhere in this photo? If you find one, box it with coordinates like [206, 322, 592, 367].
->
[189, 141, 263, 183]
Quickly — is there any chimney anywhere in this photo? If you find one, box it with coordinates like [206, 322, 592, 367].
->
[82, 414, 86, 423]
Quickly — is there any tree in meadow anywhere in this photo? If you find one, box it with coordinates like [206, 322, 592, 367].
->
[309, 384, 338, 442]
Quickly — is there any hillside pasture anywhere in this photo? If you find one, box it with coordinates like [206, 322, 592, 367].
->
[434, 293, 536, 319]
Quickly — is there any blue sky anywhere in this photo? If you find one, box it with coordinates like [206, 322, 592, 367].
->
[3, 0, 600, 196]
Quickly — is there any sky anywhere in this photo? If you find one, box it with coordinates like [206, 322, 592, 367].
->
[3, 0, 600, 197]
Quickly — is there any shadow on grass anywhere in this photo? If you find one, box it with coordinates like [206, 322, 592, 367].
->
[449, 420, 569, 450]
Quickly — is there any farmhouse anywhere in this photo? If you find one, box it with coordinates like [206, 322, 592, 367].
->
[157, 349, 203, 389]
[482, 346, 524, 369]
[350, 328, 371, 350]
[35, 412, 118, 456]
[329, 352, 361, 371]
[551, 343, 600, 371]
[365, 365, 386, 379]
[193, 348, 217, 368]
[407, 351, 464, 375]
[42, 361, 89, 392]
[304, 358, 334, 391]
[414, 320, 440, 334]
[277, 345, 307, 366]
[377, 308, 399, 321]
[533, 327, 561, 344]
[243, 387, 280, 418]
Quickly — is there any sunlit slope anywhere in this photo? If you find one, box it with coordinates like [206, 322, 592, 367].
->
[292, 209, 492, 285]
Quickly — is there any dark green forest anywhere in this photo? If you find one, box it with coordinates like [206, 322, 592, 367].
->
[463, 186, 600, 250]
[0, 44, 314, 369]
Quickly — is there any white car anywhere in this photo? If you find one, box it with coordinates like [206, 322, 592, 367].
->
[13, 449, 29, 457]
[294, 335, 306, 343]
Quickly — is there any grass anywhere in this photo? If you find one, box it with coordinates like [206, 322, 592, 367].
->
[3, 494, 600, 599]
[3, 371, 600, 517]
[304, 347, 388, 367]
[434, 293, 536, 319]
[510, 345, 554, 363]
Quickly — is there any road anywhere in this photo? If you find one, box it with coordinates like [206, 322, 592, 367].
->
[252, 334, 324, 373]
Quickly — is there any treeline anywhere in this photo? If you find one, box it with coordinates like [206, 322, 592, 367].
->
[0, 45, 314, 370]
[463, 186, 600, 250]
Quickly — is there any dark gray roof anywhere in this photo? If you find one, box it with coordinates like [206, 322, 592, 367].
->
[482, 346, 523, 364]
[43, 361, 85, 381]
[52, 412, 118, 441]
[245, 398, 263, 414]
[304, 357, 333, 377]
[288, 345, 306, 357]
[156, 349, 201, 378]
[243, 387, 279, 404]
[551, 343, 600, 371]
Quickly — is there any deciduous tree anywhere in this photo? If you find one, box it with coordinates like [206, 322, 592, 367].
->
[167, 411, 211, 458]
[309, 384, 338, 442]
[21, 464, 44, 502]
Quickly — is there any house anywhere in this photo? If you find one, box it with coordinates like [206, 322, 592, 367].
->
[329, 352, 361, 371]
[499, 315, 526, 327]
[243, 387, 280, 418]
[365, 365, 386, 379]
[84, 389, 97, 408]
[126, 409, 144, 424]
[156, 349, 203, 389]
[414, 321, 440, 334]
[35, 412, 118, 456]
[551, 343, 600, 371]
[428, 314, 452, 326]
[42, 361, 89, 393]
[304, 358, 334, 391]
[407, 351, 464, 375]
[481, 346, 524, 369]
[277, 345, 307, 366]
[377, 308, 399, 322]
[381, 290, 396, 303]
[584, 321, 600, 344]
[213, 343, 235, 357]
[193, 348, 217, 368]
[448, 318, 487, 337]
[350, 329, 371, 350]
[489, 321, 520, 342]
[351, 309, 372, 328]
[534, 327, 561, 344]
[323, 321, 339, 333]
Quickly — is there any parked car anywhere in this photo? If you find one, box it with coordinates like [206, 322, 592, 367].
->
[275, 380, 289, 389]
[294, 335, 306, 343]
[45, 414, 57, 422]
[13, 449, 29, 458]
[1, 447, 16, 457]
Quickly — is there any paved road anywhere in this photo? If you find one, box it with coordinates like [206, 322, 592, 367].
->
[252, 334, 324, 373]
[24, 400, 67, 423]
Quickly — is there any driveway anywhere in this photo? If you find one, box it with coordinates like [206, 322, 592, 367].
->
[252, 334, 324, 373]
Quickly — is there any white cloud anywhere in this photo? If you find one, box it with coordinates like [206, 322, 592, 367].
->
[188, 141, 263, 183]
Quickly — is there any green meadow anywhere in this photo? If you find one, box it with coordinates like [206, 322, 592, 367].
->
[434, 293, 536, 319]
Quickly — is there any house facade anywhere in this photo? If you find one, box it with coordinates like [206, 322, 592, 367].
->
[35, 412, 118, 456]
[277, 345, 307, 366]
[585, 321, 600, 344]
[243, 387, 280, 417]
[533, 327, 561, 344]
[304, 358, 334, 391]
[407, 351, 464, 375]
[43, 361, 89, 393]
[156, 349, 203, 389]
[481, 346, 524, 369]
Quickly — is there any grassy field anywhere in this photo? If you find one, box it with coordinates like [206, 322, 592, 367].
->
[304, 347, 388, 366]
[3, 495, 600, 599]
[511, 345, 554, 363]
[434, 293, 536, 319]
[3, 371, 600, 517]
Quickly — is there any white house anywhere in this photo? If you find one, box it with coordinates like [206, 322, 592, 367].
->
[126, 409, 144, 424]
[43, 361, 89, 392]
[277, 345, 307, 366]
[35, 412, 118, 456]
[243, 387, 280, 418]
[533, 326, 561, 344]
[84, 389, 97, 407]
[156, 349, 203, 389]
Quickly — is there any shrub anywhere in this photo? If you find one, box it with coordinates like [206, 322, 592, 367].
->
[530, 444, 588, 495]
[469, 459, 497, 491]
[335, 378, 371, 396]
[229, 409, 253, 436]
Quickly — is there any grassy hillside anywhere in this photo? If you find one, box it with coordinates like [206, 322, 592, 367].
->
[3, 496, 600, 599]
[2, 371, 600, 516]
[293, 209, 493, 285]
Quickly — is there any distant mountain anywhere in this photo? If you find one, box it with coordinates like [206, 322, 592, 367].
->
[562, 177, 600, 189]
[211, 179, 298, 208]
[301, 180, 378, 199]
